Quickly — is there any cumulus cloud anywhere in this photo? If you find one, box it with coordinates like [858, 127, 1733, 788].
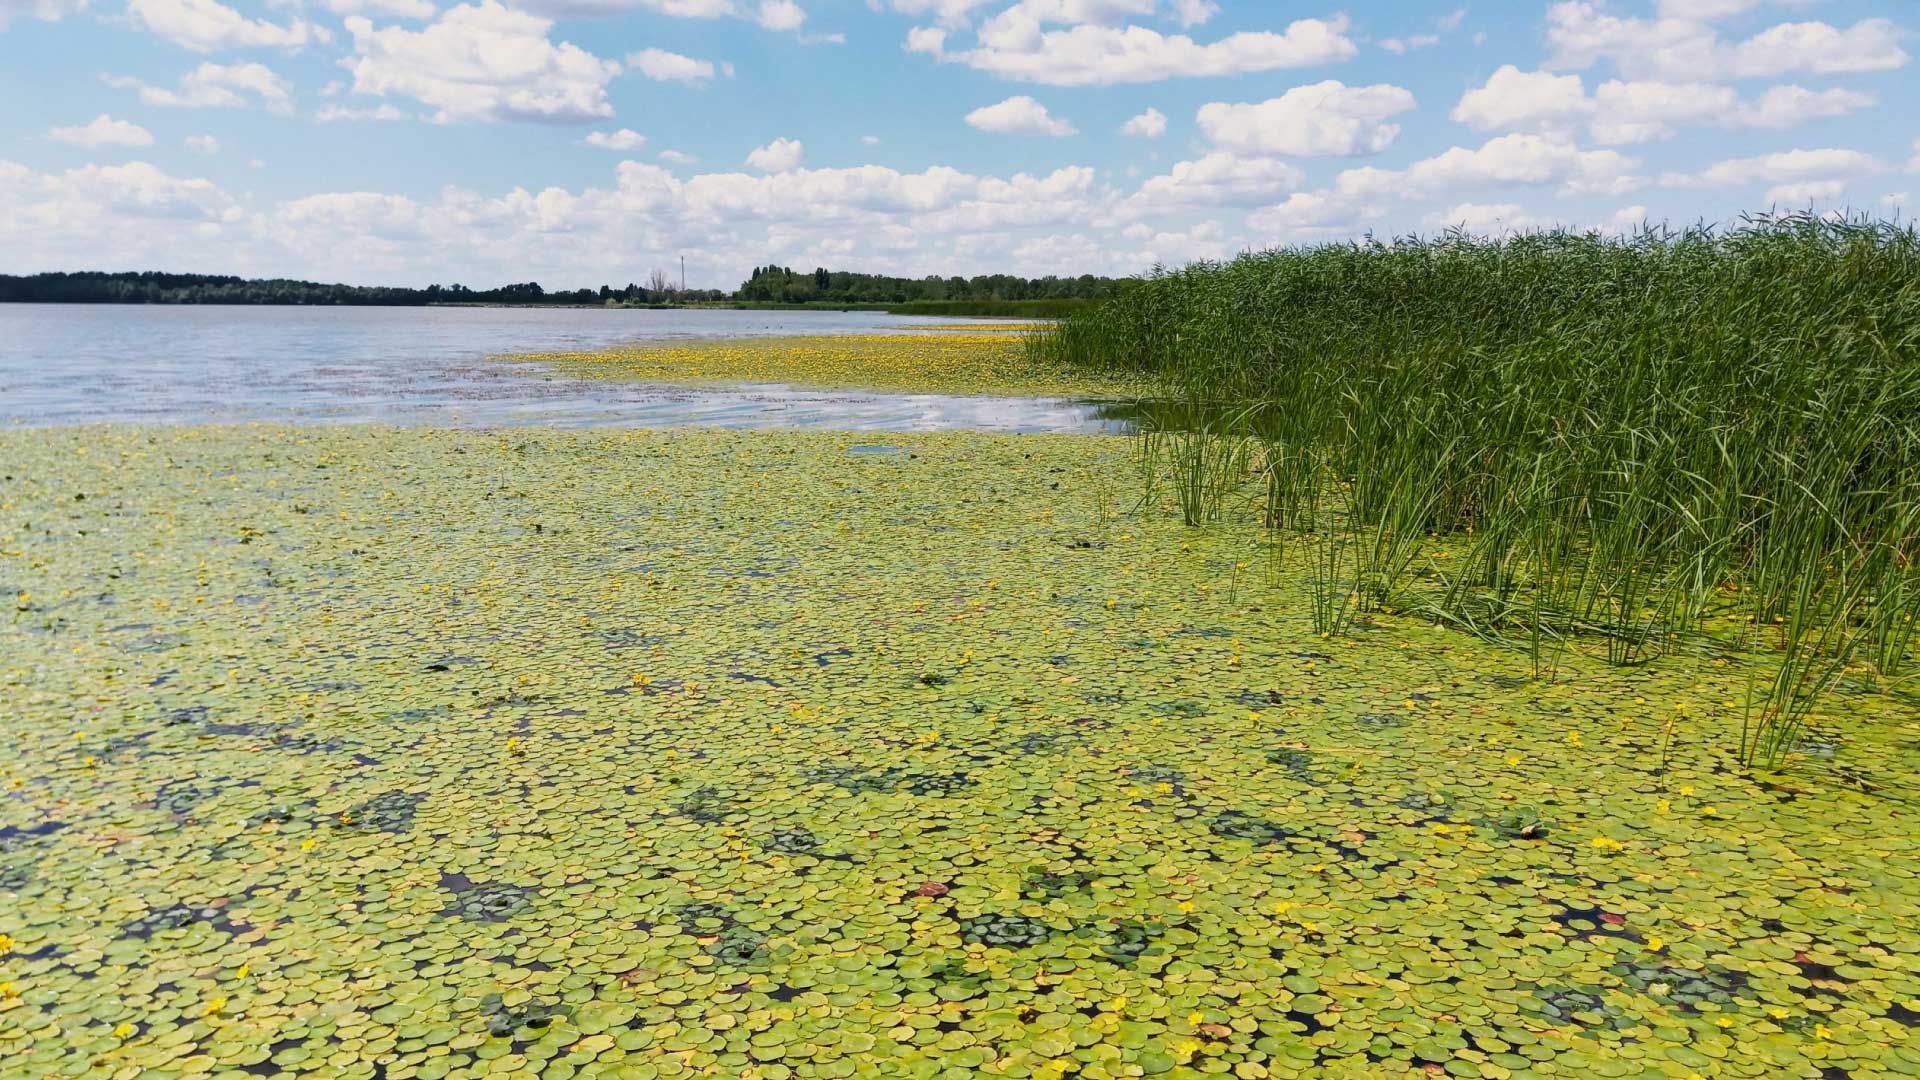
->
[506, 0, 808, 32]
[584, 128, 647, 150]
[1663, 147, 1884, 203]
[1121, 152, 1304, 218]
[1423, 202, 1549, 233]
[756, 0, 802, 29]
[127, 0, 325, 52]
[745, 137, 804, 171]
[314, 103, 408, 121]
[1453, 64, 1876, 144]
[0, 0, 89, 24]
[341, 2, 620, 123]
[1197, 81, 1415, 158]
[965, 95, 1076, 136]
[626, 47, 727, 83]
[909, 10, 1356, 85]
[1544, 2, 1906, 81]
[322, 0, 435, 18]
[1245, 190, 1375, 241]
[1119, 107, 1165, 138]
[184, 134, 220, 153]
[110, 62, 293, 112]
[50, 114, 154, 148]
[658, 149, 698, 165]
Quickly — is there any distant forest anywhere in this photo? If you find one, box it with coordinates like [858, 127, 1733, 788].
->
[0, 267, 1128, 307]
[734, 265, 1123, 304]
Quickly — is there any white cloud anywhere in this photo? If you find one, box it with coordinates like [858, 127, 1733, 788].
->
[1167, 0, 1214, 27]
[756, 0, 802, 29]
[184, 134, 220, 153]
[314, 103, 408, 121]
[1119, 106, 1165, 138]
[1246, 190, 1369, 239]
[745, 137, 804, 171]
[1453, 65, 1875, 145]
[1663, 147, 1884, 203]
[911, 11, 1356, 86]
[322, 0, 435, 18]
[0, 0, 89, 24]
[1197, 81, 1415, 158]
[342, 2, 621, 123]
[1423, 202, 1548, 233]
[1545, 3, 1906, 81]
[1336, 133, 1642, 201]
[880, 0, 995, 28]
[1122, 152, 1304, 218]
[1379, 34, 1438, 54]
[626, 47, 725, 83]
[111, 62, 293, 112]
[965, 95, 1076, 137]
[584, 128, 647, 150]
[861, 134, 882, 145]
[505, 0, 808, 32]
[50, 114, 155, 148]
[658, 149, 697, 164]
[128, 0, 325, 52]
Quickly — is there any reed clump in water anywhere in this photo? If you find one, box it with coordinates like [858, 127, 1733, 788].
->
[1030, 213, 1920, 767]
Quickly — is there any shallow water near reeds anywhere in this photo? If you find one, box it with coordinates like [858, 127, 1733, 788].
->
[0, 305, 1122, 432]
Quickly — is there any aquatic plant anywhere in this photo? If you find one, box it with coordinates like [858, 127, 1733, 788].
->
[2, 425, 1916, 1080]
[1033, 213, 1920, 766]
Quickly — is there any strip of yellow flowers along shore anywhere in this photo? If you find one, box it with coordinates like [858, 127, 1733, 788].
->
[511, 331, 1146, 399]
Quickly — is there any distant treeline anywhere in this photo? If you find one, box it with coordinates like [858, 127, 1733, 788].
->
[0, 271, 727, 306]
[0, 268, 1125, 309]
[736, 265, 1124, 305]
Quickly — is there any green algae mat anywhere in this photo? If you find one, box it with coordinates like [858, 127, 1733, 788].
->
[2, 426, 1919, 1080]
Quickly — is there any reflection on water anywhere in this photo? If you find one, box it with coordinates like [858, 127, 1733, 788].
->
[0, 304, 1131, 433]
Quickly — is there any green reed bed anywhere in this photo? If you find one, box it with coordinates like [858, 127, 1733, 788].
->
[1029, 214, 1920, 766]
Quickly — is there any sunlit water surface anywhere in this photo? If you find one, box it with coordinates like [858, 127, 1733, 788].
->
[0, 304, 1126, 432]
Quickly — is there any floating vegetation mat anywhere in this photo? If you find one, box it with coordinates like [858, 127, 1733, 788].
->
[2, 425, 1919, 1080]
[514, 332, 1143, 399]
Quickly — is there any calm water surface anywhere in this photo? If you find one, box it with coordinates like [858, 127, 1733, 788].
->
[0, 305, 1125, 432]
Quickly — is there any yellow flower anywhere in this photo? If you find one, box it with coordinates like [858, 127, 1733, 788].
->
[1566, 731, 1583, 747]
[1154, 781, 1173, 794]
[0, 933, 13, 954]
[1188, 1011, 1204, 1025]
[1713, 1016, 1733, 1029]
[205, 996, 228, 1015]
[300, 837, 316, 851]
[236, 964, 251, 979]
[1815, 1023, 1834, 1040]
[0, 982, 18, 1000]
[1590, 836, 1624, 851]
[112, 1022, 134, 1038]
[1678, 784, 1695, 796]
[1646, 935, 1664, 951]
[1656, 798, 1671, 814]
[1505, 754, 1522, 766]
[1176, 900, 1195, 913]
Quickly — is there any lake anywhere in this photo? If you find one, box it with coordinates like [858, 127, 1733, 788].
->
[0, 304, 1125, 432]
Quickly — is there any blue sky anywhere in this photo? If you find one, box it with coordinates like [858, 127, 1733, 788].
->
[2, 0, 1915, 289]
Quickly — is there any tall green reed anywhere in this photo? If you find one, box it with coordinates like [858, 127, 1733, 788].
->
[1036, 213, 1920, 768]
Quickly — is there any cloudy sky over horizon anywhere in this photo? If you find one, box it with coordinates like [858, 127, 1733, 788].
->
[1, 0, 1915, 289]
